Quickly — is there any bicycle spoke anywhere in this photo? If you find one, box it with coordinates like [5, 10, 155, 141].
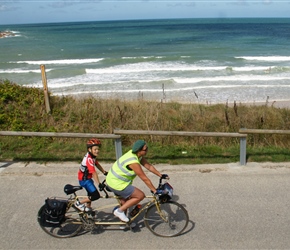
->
[144, 201, 189, 237]
[38, 204, 83, 238]
[144, 217, 164, 222]
[37, 180, 189, 238]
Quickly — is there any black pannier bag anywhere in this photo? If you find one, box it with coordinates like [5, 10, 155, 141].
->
[38, 198, 68, 227]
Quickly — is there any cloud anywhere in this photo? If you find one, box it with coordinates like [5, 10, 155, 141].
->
[0, 4, 7, 11]
[44, 0, 103, 9]
[0, 3, 19, 11]
[167, 2, 195, 7]
[48, 1, 77, 8]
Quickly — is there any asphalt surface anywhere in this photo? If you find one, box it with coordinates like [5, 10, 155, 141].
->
[1, 161, 290, 249]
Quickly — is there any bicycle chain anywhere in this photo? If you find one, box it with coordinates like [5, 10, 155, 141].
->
[81, 217, 95, 231]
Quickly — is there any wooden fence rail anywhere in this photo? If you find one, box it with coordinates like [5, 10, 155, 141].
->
[239, 129, 290, 135]
[114, 129, 247, 165]
[0, 131, 122, 160]
[2, 129, 290, 166]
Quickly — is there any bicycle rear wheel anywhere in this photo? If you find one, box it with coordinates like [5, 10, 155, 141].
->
[37, 204, 83, 238]
[144, 201, 189, 237]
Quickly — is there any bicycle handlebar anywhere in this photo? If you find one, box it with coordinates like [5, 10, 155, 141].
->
[100, 176, 169, 198]
[100, 179, 110, 198]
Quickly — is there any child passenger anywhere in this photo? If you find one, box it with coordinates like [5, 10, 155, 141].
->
[74, 138, 107, 212]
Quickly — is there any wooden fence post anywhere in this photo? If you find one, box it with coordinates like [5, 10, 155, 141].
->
[40, 64, 51, 113]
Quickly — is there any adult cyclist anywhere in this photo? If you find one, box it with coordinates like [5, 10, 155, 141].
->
[106, 139, 169, 222]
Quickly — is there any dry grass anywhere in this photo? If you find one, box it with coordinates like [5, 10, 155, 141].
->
[43, 94, 290, 148]
[1, 80, 290, 162]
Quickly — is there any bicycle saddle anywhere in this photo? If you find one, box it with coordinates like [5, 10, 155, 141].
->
[64, 184, 83, 195]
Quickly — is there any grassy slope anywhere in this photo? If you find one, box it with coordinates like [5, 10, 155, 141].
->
[1, 79, 290, 164]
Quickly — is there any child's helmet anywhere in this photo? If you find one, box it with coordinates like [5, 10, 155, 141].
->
[87, 138, 101, 149]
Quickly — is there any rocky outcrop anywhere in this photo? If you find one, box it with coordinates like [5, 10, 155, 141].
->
[0, 31, 15, 38]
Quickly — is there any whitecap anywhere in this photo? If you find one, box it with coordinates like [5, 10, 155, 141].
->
[13, 58, 104, 65]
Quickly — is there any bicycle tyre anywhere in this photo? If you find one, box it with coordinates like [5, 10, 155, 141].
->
[37, 204, 83, 238]
[144, 201, 189, 237]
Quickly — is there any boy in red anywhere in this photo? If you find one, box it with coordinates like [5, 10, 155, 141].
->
[75, 138, 107, 212]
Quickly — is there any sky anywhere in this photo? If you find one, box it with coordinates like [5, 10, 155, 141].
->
[0, 0, 290, 25]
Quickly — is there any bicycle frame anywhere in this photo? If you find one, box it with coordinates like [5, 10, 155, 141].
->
[65, 191, 162, 227]
[39, 179, 189, 238]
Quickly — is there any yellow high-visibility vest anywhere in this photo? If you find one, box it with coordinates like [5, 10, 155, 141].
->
[106, 150, 140, 191]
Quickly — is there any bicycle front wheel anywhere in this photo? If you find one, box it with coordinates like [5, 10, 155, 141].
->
[144, 201, 189, 237]
[37, 204, 83, 238]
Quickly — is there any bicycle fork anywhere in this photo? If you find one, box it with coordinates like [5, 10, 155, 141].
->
[155, 201, 177, 230]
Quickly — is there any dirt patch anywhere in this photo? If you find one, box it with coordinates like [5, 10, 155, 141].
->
[198, 168, 227, 173]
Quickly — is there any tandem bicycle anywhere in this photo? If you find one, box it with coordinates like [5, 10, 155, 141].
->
[37, 178, 189, 238]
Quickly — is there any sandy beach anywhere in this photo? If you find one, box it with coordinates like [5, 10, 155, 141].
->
[68, 91, 290, 109]
[227, 99, 290, 109]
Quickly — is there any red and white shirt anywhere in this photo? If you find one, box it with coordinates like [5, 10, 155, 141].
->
[78, 152, 99, 181]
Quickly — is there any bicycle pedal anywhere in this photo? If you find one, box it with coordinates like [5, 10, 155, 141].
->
[129, 222, 136, 228]
[88, 214, 96, 219]
[88, 210, 96, 217]
[119, 222, 136, 230]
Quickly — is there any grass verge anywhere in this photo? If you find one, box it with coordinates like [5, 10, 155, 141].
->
[1, 79, 290, 164]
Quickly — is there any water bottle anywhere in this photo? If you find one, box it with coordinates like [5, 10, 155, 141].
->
[130, 204, 141, 217]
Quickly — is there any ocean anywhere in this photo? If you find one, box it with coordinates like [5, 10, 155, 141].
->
[1, 18, 290, 104]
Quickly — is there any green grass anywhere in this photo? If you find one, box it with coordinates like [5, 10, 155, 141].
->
[1, 79, 290, 164]
[1, 136, 289, 164]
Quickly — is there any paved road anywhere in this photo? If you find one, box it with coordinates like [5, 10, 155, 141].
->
[1, 161, 290, 249]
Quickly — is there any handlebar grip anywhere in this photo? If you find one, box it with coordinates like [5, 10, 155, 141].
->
[101, 179, 109, 198]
